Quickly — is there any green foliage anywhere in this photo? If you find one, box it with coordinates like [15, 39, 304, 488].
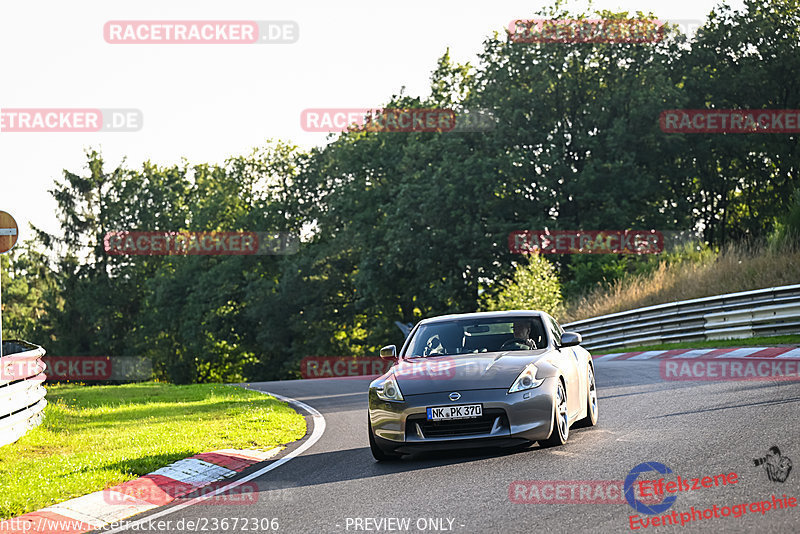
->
[6, 0, 799, 382]
[562, 255, 635, 299]
[561, 240, 720, 299]
[675, 0, 800, 245]
[768, 188, 800, 249]
[0, 240, 59, 344]
[34, 142, 308, 383]
[787, 189, 800, 235]
[482, 254, 563, 316]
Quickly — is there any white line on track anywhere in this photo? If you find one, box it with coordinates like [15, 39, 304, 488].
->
[103, 388, 326, 534]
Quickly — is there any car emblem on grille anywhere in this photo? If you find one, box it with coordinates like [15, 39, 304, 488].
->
[449, 392, 461, 401]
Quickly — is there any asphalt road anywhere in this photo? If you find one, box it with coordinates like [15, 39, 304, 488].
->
[97, 360, 800, 534]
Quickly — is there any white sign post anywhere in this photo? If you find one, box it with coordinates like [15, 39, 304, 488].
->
[0, 211, 20, 359]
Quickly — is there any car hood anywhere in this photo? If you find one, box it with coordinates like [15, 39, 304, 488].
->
[393, 349, 552, 395]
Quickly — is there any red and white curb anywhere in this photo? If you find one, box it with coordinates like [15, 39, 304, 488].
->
[0, 449, 280, 534]
[0, 389, 327, 534]
[593, 346, 800, 361]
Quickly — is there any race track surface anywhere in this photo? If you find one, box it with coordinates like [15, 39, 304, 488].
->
[96, 360, 800, 534]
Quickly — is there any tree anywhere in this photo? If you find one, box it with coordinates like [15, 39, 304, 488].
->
[0, 240, 59, 344]
[677, 0, 800, 246]
[481, 254, 563, 316]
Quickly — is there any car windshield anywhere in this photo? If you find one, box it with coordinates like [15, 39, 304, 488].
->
[403, 316, 547, 357]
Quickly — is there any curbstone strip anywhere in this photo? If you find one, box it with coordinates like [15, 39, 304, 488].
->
[149, 458, 237, 487]
[593, 346, 800, 361]
[0, 447, 280, 533]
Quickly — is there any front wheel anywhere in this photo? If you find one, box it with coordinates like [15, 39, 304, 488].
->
[368, 416, 401, 461]
[540, 379, 569, 448]
[575, 365, 598, 428]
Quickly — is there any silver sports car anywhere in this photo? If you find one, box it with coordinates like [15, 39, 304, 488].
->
[367, 310, 598, 460]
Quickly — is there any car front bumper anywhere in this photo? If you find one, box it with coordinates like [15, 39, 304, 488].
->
[368, 377, 557, 453]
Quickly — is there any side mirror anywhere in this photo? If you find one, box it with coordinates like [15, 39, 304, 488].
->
[560, 332, 582, 347]
[380, 345, 397, 360]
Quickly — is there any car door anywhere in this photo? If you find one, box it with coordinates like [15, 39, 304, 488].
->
[545, 315, 582, 422]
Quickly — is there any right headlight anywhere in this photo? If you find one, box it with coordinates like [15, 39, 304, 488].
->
[508, 363, 545, 393]
[376, 374, 404, 401]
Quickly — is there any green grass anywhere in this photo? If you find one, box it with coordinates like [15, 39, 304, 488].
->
[0, 382, 306, 520]
[600, 335, 800, 354]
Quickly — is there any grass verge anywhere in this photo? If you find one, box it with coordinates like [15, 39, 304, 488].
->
[0, 382, 306, 520]
[599, 335, 800, 354]
[562, 243, 800, 323]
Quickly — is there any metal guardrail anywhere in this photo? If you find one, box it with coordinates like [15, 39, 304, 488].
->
[0, 340, 47, 447]
[562, 284, 800, 351]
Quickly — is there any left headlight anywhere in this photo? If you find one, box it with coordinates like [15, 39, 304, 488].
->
[508, 363, 545, 393]
[376, 374, 404, 401]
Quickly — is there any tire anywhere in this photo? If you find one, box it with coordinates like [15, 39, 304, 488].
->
[575, 364, 599, 428]
[368, 416, 401, 461]
[540, 379, 569, 448]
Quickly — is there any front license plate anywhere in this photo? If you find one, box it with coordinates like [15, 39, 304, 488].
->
[426, 404, 483, 421]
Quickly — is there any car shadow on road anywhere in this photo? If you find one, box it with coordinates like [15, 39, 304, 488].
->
[242, 438, 586, 496]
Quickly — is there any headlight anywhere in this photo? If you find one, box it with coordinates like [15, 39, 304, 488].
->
[508, 364, 545, 393]
[376, 374, 404, 401]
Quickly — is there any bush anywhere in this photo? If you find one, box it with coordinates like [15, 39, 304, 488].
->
[482, 254, 563, 316]
[561, 255, 635, 300]
[768, 188, 800, 250]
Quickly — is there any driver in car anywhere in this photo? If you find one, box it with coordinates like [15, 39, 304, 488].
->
[501, 320, 538, 350]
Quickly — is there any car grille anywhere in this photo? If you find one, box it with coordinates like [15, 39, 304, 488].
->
[406, 409, 508, 439]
